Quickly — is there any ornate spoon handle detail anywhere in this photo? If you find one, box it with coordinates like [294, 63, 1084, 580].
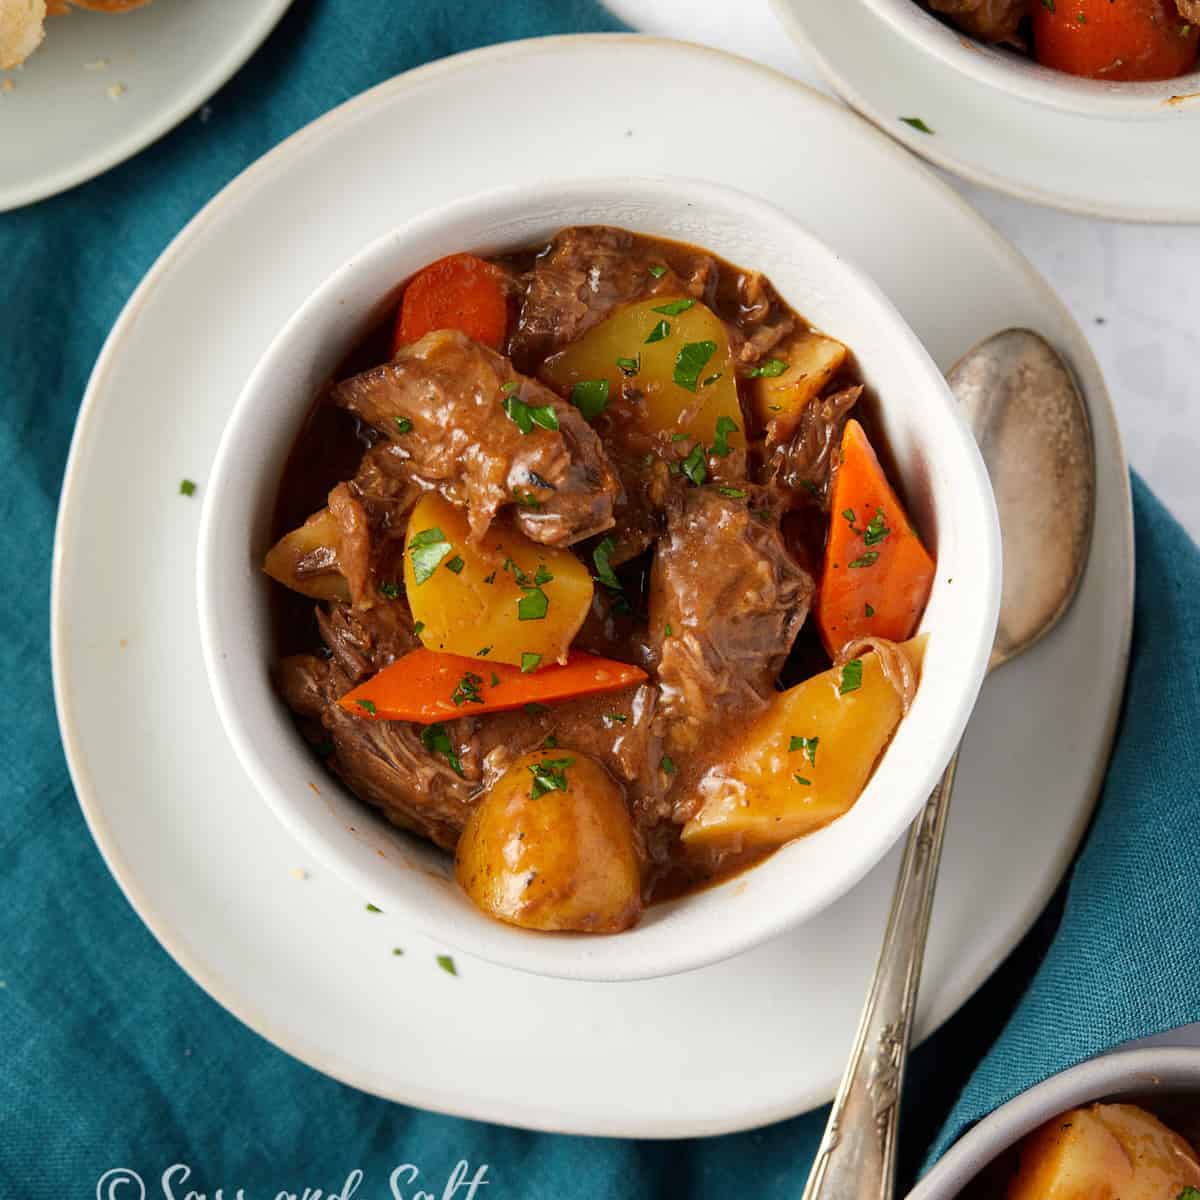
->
[801, 752, 961, 1200]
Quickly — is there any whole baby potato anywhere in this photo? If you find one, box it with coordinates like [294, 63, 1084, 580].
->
[455, 750, 642, 933]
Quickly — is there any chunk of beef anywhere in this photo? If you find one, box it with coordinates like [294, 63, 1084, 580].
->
[316, 601, 420, 684]
[766, 384, 862, 509]
[275, 653, 479, 851]
[731, 270, 796, 367]
[331, 330, 620, 547]
[510, 226, 716, 370]
[474, 683, 669, 866]
[926, 0, 1027, 44]
[649, 488, 814, 758]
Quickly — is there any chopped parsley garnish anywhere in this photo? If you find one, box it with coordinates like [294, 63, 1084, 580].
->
[476, 646, 491, 657]
[1041, 0, 1054, 9]
[800, 479, 820, 497]
[848, 552, 880, 569]
[673, 339, 717, 392]
[503, 393, 560, 434]
[179, 479, 197, 496]
[794, 774, 812, 787]
[863, 508, 891, 546]
[355, 699, 377, 715]
[543, 733, 559, 748]
[501, 381, 519, 394]
[746, 358, 789, 379]
[412, 620, 425, 636]
[523, 702, 550, 716]
[661, 755, 677, 776]
[710, 414, 738, 457]
[839, 659, 864, 695]
[664, 623, 673, 637]
[701, 371, 723, 388]
[717, 487, 747, 498]
[490, 673, 500, 687]
[616, 354, 641, 377]
[379, 580, 401, 599]
[648, 264, 668, 279]
[681, 442, 707, 486]
[517, 588, 549, 621]
[512, 491, 542, 509]
[789, 735, 820, 766]
[533, 564, 554, 586]
[366, 903, 382, 913]
[444, 555, 465, 574]
[482, 571, 496, 585]
[652, 298, 695, 316]
[451, 672, 484, 707]
[394, 417, 413, 435]
[436, 954, 458, 976]
[529, 756, 574, 798]
[420, 723, 464, 777]
[592, 537, 622, 591]
[645, 319, 671, 344]
[604, 712, 628, 726]
[392, 947, 404, 956]
[671, 432, 688, 442]
[1176, 1189, 1200, 1200]
[864, 603, 876, 618]
[570, 379, 610, 421]
[521, 652, 542, 673]
[900, 116, 934, 134]
[410, 526, 452, 585]
[842, 508, 857, 526]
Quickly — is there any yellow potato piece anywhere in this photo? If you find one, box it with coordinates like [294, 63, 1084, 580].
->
[751, 329, 848, 442]
[455, 750, 642, 933]
[263, 506, 351, 602]
[1007, 1103, 1200, 1200]
[541, 296, 744, 452]
[404, 492, 593, 667]
[681, 639, 924, 856]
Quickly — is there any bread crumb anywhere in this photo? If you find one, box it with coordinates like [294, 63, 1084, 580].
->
[1, 79, 13, 93]
[84, 57, 109, 70]
[289, 867, 308, 881]
[107, 81, 125, 101]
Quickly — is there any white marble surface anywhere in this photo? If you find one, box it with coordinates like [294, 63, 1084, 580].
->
[604, 0, 1200, 542]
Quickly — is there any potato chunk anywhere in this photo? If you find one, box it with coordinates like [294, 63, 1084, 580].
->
[541, 296, 744, 453]
[455, 750, 642, 933]
[1007, 1103, 1200, 1200]
[751, 329, 848, 443]
[403, 492, 593, 668]
[263, 507, 351, 602]
[681, 638, 924, 856]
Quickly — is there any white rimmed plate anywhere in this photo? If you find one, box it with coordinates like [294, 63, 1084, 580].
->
[0, 0, 292, 212]
[52, 35, 1132, 1138]
[772, 0, 1200, 223]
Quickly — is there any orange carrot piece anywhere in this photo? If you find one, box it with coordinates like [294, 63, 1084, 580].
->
[816, 419, 935, 659]
[393, 253, 509, 353]
[1033, 0, 1198, 82]
[338, 648, 647, 725]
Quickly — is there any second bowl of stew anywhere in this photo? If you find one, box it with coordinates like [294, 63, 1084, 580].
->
[198, 176, 1000, 981]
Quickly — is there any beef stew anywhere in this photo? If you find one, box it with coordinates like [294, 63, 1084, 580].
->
[265, 227, 936, 935]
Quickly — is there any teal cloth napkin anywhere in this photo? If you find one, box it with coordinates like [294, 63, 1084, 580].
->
[3, 1, 1200, 1194]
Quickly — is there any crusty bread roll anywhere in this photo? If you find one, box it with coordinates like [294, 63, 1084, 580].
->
[0, 0, 47, 70]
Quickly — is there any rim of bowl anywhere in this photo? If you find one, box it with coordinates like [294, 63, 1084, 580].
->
[860, 0, 1200, 121]
[196, 174, 1000, 982]
[911, 1045, 1200, 1198]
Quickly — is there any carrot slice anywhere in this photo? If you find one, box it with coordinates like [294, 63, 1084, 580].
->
[338, 648, 647, 725]
[816, 420, 935, 659]
[1033, 0, 1198, 82]
[393, 253, 509, 353]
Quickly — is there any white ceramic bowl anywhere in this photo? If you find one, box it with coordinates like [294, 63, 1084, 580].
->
[860, 0, 1200, 120]
[910, 1045, 1200, 1198]
[197, 176, 1000, 982]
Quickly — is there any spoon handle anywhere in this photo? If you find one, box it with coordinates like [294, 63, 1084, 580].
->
[800, 750, 961, 1200]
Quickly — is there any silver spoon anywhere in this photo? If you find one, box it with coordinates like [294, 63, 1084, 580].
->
[801, 329, 1095, 1200]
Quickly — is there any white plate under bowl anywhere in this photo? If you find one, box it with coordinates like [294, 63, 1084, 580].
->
[0, 0, 292, 212]
[52, 35, 1132, 1137]
[772, 0, 1200, 223]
